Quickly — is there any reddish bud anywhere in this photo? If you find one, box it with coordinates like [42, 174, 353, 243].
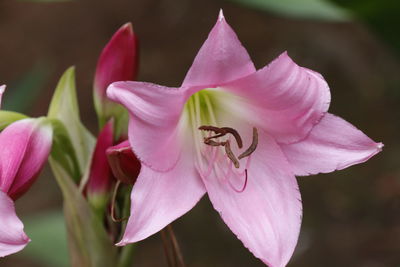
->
[94, 23, 138, 127]
[106, 140, 140, 185]
[86, 120, 114, 199]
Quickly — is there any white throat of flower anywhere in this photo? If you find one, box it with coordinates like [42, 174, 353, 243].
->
[183, 89, 258, 192]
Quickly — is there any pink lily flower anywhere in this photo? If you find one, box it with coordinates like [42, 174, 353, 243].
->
[107, 11, 382, 267]
[0, 118, 53, 257]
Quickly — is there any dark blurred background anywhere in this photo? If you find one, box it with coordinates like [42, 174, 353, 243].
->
[0, 0, 399, 266]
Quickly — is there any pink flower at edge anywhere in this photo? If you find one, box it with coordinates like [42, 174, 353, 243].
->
[0, 117, 53, 257]
[94, 23, 138, 126]
[106, 10, 383, 267]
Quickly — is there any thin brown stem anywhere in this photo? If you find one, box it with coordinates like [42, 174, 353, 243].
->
[167, 225, 186, 267]
[161, 229, 175, 267]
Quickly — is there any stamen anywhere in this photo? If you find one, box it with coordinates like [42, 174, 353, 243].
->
[238, 127, 258, 160]
[198, 125, 224, 134]
[221, 127, 243, 148]
[198, 146, 218, 179]
[199, 125, 243, 149]
[228, 169, 248, 193]
[204, 139, 224, 146]
[224, 140, 240, 168]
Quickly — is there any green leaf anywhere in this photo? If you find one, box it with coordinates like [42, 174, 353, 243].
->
[332, 0, 400, 53]
[20, 211, 69, 267]
[48, 67, 95, 177]
[49, 159, 118, 267]
[226, 0, 353, 21]
[0, 110, 28, 130]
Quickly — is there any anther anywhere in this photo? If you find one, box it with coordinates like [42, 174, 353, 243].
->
[198, 125, 224, 134]
[199, 125, 243, 149]
[238, 127, 258, 160]
[221, 127, 243, 148]
[224, 140, 240, 168]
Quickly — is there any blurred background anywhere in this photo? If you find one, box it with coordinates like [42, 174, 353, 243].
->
[0, 0, 399, 266]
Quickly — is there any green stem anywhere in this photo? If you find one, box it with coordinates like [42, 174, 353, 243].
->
[117, 244, 136, 267]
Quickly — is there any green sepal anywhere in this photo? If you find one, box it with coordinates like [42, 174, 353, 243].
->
[48, 118, 81, 182]
[0, 110, 28, 130]
[48, 67, 95, 178]
[94, 93, 129, 139]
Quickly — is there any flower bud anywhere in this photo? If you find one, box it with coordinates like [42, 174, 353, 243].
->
[86, 120, 114, 210]
[0, 118, 53, 200]
[106, 140, 140, 185]
[94, 23, 138, 128]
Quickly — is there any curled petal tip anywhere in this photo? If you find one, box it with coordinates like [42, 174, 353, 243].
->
[121, 22, 133, 33]
[218, 9, 225, 21]
[115, 240, 128, 247]
[0, 85, 5, 108]
[377, 142, 384, 150]
[0, 191, 31, 257]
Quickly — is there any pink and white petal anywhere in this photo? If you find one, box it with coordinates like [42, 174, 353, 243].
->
[0, 119, 36, 193]
[182, 10, 255, 88]
[280, 113, 383, 176]
[0, 190, 30, 257]
[7, 119, 53, 200]
[0, 85, 5, 109]
[203, 133, 302, 267]
[223, 52, 331, 144]
[107, 81, 187, 172]
[117, 153, 206, 245]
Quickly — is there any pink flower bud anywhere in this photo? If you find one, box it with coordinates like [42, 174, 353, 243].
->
[86, 120, 115, 199]
[94, 23, 138, 125]
[0, 118, 53, 200]
[106, 140, 140, 185]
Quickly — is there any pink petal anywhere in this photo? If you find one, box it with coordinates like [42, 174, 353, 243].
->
[281, 113, 383, 176]
[0, 85, 5, 109]
[0, 190, 30, 257]
[224, 52, 330, 144]
[94, 23, 138, 103]
[182, 10, 255, 87]
[202, 132, 302, 267]
[117, 153, 205, 245]
[0, 119, 53, 200]
[106, 140, 141, 185]
[86, 120, 114, 195]
[107, 81, 186, 172]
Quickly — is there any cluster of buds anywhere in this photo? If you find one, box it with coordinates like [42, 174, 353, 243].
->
[0, 23, 141, 262]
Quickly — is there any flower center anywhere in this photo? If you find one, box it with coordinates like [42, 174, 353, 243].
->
[183, 89, 258, 192]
